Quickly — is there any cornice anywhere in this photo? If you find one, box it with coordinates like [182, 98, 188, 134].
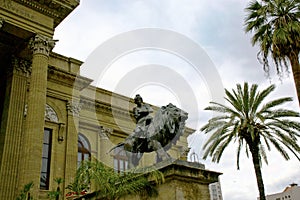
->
[14, 0, 80, 27]
[80, 96, 133, 121]
[158, 160, 221, 184]
[79, 119, 131, 137]
[94, 86, 135, 104]
[47, 65, 92, 90]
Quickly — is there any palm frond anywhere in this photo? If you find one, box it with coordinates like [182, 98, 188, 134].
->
[68, 160, 163, 199]
[215, 131, 236, 162]
[259, 143, 269, 165]
[259, 97, 293, 113]
[267, 136, 291, 160]
[205, 102, 242, 117]
[244, 0, 300, 79]
[201, 82, 300, 171]
[264, 109, 300, 119]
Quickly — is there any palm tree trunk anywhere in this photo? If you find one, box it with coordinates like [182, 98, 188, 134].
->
[250, 146, 266, 200]
[288, 51, 300, 106]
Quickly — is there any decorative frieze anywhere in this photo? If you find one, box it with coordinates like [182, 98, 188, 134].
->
[13, 0, 80, 27]
[67, 100, 82, 117]
[99, 126, 113, 139]
[47, 65, 92, 90]
[13, 0, 59, 18]
[45, 104, 59, 123]
[80, 97, 133, 121]
[28, 34, 56, 56]
[24, 104, 59, 123]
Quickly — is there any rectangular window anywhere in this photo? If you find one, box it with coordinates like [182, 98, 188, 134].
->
[40, 128, 52, 190]
[113, 158, 128, 173]
[113, 148, 129, 173]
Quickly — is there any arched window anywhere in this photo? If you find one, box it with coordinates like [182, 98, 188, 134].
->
[78, 134, 91, 166]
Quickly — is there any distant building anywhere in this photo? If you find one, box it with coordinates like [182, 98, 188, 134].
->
[209, 178, 223, 200]
[260, 183, 300, 200]
[189, 151, 223, 200]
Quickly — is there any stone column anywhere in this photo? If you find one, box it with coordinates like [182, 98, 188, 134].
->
[0, 57, 31, 199]
[64, 100, 81, 191]
[18, 35, 55, 197]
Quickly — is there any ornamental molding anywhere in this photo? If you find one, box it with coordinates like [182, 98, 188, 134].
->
[24, 104, 59, 123]
[47, 66, 92, 90]
[15, 0, 59, 18]
[28, 34, 56, 56]
[99, 126, 113, 139]
[45, 104, 59, 123]
[11, 56, 32, 76]
[80, 97, 133, 121]
[96, 87, 133, 104]
[67, 100, 82, 117]
[14, 0, 80, 27]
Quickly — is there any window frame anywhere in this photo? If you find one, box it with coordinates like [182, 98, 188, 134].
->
[40, 128, 53, 190]
[78, 134, 91, 166]
[113, 148, 129, 173]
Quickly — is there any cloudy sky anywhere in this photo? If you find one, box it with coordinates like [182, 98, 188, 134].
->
[53, 0, 300, 199]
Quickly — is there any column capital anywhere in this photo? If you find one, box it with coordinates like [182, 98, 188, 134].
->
[67, 101, 82, 117]
[11, 56, 32, 76]
[28, 34, 57, 56]
[99, 126, 113, 139]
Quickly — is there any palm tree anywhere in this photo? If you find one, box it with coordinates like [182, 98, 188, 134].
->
[48, 178, 64, 200]
[18, 179, 64, 200]
[67, 160, 164, 200]
[201, 82, 300, 200]
[244, 0, 300, 105]
[16, 182, 34, 200]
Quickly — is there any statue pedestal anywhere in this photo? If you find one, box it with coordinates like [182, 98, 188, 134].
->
[153, 159, 222, 200]
[75, 159, 222, 200]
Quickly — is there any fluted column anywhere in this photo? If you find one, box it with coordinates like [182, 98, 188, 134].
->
[18, 35, 55, 197]
[64, 100, 81, 190]
[0, 57, 31, 199]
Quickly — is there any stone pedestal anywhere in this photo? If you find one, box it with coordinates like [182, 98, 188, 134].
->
[153, 160, 221, 200]
[121, 160, 222, 200]
[71, 160, 221, 200]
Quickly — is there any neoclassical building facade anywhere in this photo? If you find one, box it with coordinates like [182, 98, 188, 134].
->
[0, 1, 220, 199]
